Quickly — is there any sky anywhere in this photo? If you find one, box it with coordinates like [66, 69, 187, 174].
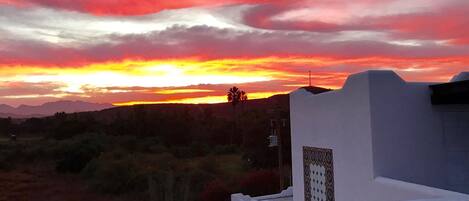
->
[0, 0, 468, 106]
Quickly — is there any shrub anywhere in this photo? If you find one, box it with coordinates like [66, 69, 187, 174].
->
[82, 152, 146, 194]
[52, 120, 88, 140]
[148, 170, 196, 201]
[238, 169, 280, 196]
[22, 139, 59, 161]
[0, 144, 23, 170]
[212, 145, 239, 155]
[189, 142, 210, 157]
[138, 137, 166, 153]
[114, 135, 139, 153]
[186, 169, 214, 196]
[169, 146, 193, 158]
[197, 155, 220, 174]
[0, 152, 11, 170]
[55, 134, 107, 173]
[199, 179, 231, 201]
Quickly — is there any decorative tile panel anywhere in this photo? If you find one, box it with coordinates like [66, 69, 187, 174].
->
[303, 147, 334, 201]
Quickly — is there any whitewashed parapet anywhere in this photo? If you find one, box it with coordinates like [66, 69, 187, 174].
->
[231, 193, 255, 201]
[375, 177, 469, 201]
[231, 187, 293, 201]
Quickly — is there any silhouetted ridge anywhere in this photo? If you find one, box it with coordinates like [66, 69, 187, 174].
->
[300, 86, 332, 94]
[0, 100, 113, 118]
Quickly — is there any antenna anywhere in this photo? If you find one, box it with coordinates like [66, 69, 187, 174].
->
[308, 70, 311, 86]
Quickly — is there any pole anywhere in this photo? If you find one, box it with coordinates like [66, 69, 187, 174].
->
[277, 121, 284, 191]
[308, 70, 311, 86]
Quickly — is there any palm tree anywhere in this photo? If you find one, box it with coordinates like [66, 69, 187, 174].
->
[227, 86, 247, 144]
[227, 86, 240, 107]
[227, 87, 248, 107]
[240, 90, 248, 111]
[240, 90, 248, 102]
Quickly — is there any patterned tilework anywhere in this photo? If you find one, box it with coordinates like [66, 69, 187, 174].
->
[303, 147, 334, 201]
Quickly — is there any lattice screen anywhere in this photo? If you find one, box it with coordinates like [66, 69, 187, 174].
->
[303, 147, 334, 201]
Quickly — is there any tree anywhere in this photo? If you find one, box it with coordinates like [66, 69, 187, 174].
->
[0, 117, 12, 136]
[240, 90, 248, 111]
[227, 86, 247, 145]
[227, 86, 241, 107]
[239, 170, 279, 196]
[199, 179, 230, 201]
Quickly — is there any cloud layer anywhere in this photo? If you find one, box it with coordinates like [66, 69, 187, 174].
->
[0, 0, 468, 106]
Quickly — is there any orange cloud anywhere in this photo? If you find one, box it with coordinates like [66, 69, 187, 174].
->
[1, 0, 469, 106]
[156, 89, 215, 94]
[1, 55, 468, 106]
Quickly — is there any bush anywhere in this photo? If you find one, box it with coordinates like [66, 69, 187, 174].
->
[238, 169, 279, 196]
[212, 145, 239, 155]
[197, 155, 220, 174]
[82, 152, 146, 194]
[0, 152, 11, 170]
[189, 142, 210, 157]
[186, 169, 214, 196]
[0, 144, 23, 170]
[52, 120, 88, 140]
[169, 146, 194, 158]
[148, 170, 199, 201]
[113, 135, 139, 153]
[199, 179, 231, 201]
[138, 137, 166, 153]
[22, 139, 59, 161]
[55, 134, 107, 173]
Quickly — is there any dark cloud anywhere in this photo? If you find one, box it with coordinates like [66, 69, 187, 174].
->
[1, 0, 469, 106]
[2, 25, 469, 67]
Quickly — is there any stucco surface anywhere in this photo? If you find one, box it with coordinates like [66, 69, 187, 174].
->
[289, 71, 469, 201]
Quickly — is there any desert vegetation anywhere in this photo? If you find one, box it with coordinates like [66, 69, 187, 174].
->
[0, 94, 291, 201]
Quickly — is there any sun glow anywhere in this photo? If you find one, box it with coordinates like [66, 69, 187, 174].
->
[0, 57, 338, 94]
[1, 55, 459, 105]
[0, 57, 309, 104]
[113, 91, 291, 106]
[2, 59, 282, 94]
[156, 89, 215, 94]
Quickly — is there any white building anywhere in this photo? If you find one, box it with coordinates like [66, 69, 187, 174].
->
[233, 70, 469, 201]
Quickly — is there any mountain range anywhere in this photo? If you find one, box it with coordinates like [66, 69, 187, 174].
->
[0, 87, 330, 119]
[0, 101, 114, 118]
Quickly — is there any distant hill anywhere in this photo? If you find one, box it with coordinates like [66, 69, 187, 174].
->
[83, 93, 291, 123]
[300, 86, 332, 94]
[0, 101, 114, 118]
[67, 87, 333, 122]
[0, 113, 47, 119]
[0, 104, 15, 114]
[1, 86, 331, 119]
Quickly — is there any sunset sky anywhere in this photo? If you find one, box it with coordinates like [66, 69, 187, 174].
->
[1, 0, 468, 106]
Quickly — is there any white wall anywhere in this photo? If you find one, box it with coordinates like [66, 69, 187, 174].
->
[441, 110, 469, 193]
[367, 71, 469, 193]
[368, 71, 448, 189]
[289, 70, 469, 201]
[291, 71, 430, 201]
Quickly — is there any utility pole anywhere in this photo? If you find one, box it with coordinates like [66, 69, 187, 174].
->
[269, 118, 287, 191]
[309, 70, 312, 86]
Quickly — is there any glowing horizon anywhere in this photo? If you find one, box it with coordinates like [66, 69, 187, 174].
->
[113, 91, 291, 106]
